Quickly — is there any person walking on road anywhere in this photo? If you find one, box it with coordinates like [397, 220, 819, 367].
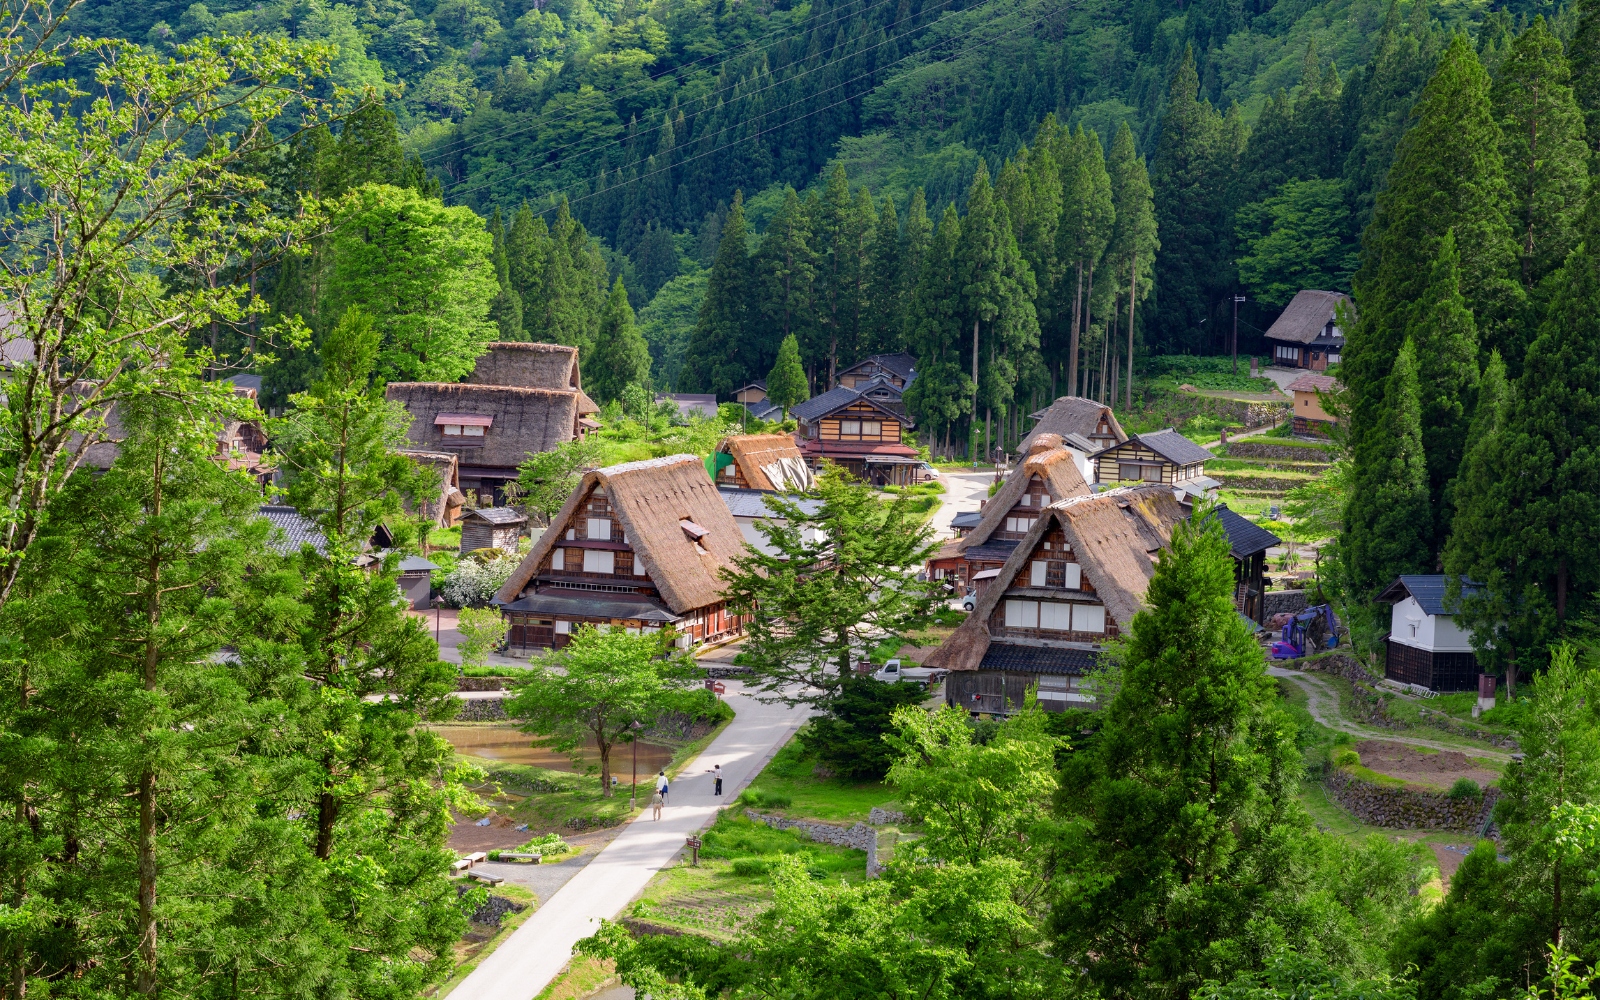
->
[712, 764, 723, 796]
[651, 788, 663, 820]
[655, 770, 669, 805]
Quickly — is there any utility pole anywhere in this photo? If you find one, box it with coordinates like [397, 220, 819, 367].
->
[1233, 295, 1247, 375]
[970, 319, 979, 468]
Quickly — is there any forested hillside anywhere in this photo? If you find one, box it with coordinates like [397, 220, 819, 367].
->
[57, 0, 1524, 416]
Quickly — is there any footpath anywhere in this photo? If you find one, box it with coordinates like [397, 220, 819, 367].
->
[452, 681, 809, 1000]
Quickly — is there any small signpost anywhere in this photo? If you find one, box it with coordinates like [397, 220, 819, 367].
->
[685, 837, 702, 867]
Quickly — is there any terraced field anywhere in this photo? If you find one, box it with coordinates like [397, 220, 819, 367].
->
[1212, 437, 1337, 516]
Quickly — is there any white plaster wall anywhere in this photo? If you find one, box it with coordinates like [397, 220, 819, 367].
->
[1388, 595, 1475, 653]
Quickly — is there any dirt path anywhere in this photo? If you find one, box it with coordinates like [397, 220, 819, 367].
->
[1269, 666, 1513, 762]
[1198, 422, 1280, 451]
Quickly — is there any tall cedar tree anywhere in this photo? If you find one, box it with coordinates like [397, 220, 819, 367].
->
[1052, 501, 1307, 996]
[1345, 33, 1516, 595]
[1056, 120, 1120, 393]
[1150, 46, 1231, 354]
[1106, 120, 1159, 409]
[1440, 350, 1544, 691]
[1448, 219, 1600, 671]
[903, 206, 972, 452]
[720, 468, 939, 707]
[267, 308, 457, 862]
[488, 208, 524, 340]
[957, 163, 1038, 459]
[1405, 229, 1479, 548]
[589, 277, 651, 402]
[861, 195, 904, 355]
[680, 191, 750, 395]
[1570, 0, 1600, 157]
[999, 134, 1063, 385]
[813, 166, 867, 388]
[753, 187, 817, 373]
[1344, 337, 1432, 598]
[1491, 17, 1589, 291]
[766, 333, 809, 419]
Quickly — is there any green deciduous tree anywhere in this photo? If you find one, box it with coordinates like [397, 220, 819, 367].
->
[517, 435, 605, 526]
[458, 607, 510, 670]
[765, 333, 809, 420]
[589, 277, 651, 403]
[1492, 17, 1589, 291]
[322, 183, 498, 382]
[720, 468, 939, 707]
[505, 626, 701, 794]
[1235, 178, 1357, 307]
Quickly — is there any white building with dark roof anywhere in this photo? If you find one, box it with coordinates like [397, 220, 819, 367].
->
[1378, 575, 1483, 692]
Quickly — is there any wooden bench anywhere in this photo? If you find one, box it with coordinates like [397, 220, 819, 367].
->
[497, 852, 542, 863]
[463, 851, 488, 865]
[467, 871, 504, 886]
[450, 859, 472, 873]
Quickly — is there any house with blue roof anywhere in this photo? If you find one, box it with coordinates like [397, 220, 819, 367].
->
[1378, 575, 1483, 692]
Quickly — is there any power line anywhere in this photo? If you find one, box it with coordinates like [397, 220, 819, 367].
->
[431, 0, 967, 171]
[450, 0, 1069, 207]
[420, 0, 913, 162]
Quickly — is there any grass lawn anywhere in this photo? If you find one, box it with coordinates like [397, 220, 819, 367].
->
[626, 810, 869, 939]
[532, 955, 618, 1000]
[740, 729, 900, 822]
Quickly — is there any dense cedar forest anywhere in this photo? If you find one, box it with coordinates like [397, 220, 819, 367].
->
[6, 0, 1600, 993]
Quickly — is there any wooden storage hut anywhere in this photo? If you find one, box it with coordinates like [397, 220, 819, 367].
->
[1379, 575, 1483, 692]
[459, 506, 527, 555]
[398, 555, 440, 609]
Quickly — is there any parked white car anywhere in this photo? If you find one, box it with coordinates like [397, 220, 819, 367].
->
[872, 659, 946, 685]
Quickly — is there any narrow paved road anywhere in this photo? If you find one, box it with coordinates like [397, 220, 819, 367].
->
[930, 471, 993, 541]
[451, 681, 809, 1000]
[1269, 666, 1512, 761]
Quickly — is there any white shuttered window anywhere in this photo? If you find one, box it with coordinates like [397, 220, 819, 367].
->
[1039, 602, 1072, 630]
[1073, 604, 1106, 633]
[583, 550, 615, 574]
[1004, 599, 1039, 628]
[1031, 561, 1048, 586]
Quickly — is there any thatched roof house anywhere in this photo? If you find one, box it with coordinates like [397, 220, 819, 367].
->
[1264, 290, 1350, 370]
[386, 382, 586, 500]
[927, 434, 1092, 591]
[711, 433, 814, 492]
[1020, 396, 1125, 455]
[400, 450, 465, 527]
[470, 342, 582, 391]
[494, 454, 748, 653]
[926, 485, 1186, 713]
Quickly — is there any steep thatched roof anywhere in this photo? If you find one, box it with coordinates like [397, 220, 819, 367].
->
[495, 454, 745, 613]
[924, 485, 1186, 672]
[386, 383, 578, 469]
[1264, 290, 1352, 344]
[958, 434, 1091, 553]
[717, 433, 811, 491]
[469, 342, 582, 390]
[1021, 396, 1125, 452]
[399, 449, 465, 526]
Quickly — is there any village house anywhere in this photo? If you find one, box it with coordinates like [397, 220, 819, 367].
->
[387, 342, 601, 505]
[493, 454, 748, 654]
[1019, 395, 1126, 462]
[1287, 373, 1340, 435]
[1091, 428, 1219, 499]
[1214, 505, 1280, 625]
[84, 376, 274, 487]
[1379, 575, 1483, 693]
[1264, 290, 1351, 370]
[398, 555, 441, 610]
[708, 434, 815, 492]
[730, 381, 784, 421]
[925, 485, 1186, 714]
[927, 434, 1092, 593]
[717, 486, 825, 556]
[835, 352, 917, 392]
[791, 383, 920, 485]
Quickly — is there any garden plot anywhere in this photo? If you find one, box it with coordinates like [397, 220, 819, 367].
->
[1353, 740, 1500, 793]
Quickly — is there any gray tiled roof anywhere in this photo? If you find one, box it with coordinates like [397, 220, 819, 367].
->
[398, 555, 441, 573]
[498, 589, 679, 622]
[717, 486, 823, 519]
[1130, 428, 1214, 466]
[978, 640, 1099, 675]
[1379, 575, 1483, 617]
[259, 505, 327, 555]
[789, 385, 863, 422]
[1208, 505, 1280, 559]
[464, 506, 527, 525]
[951, 510, 983, 530]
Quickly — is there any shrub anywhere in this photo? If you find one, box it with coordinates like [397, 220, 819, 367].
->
[1447, 778, 1482, 800]
[731, 856, 775, 877]
[799, 675, 929, 780]
[738, 788, 792, 811]
[1333, 748, 1361, 767]
[441, 551, 520, 607]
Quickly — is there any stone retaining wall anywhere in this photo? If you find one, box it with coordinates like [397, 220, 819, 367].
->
[869, 807, 908, 825]
[457, 886, 528, 928]
[1324, 767, 1498, 833]
[1225, 441, 1336, 462]
[745, 809, 883, 875]
[457, 676, 508, 692]
[704, 665, 753, 680]
[1263, 589, 1308, 619]
[454, 698, 509, 721]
